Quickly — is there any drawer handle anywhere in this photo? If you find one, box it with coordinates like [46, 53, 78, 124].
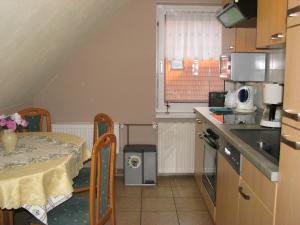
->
[196, 119, 202, 124]
[288, 5, 300, 17]
[271, 33, 285, 40]
[281, 134, 300, 150]
[228, 45, 234, 50]
[283, 109, 300, 121]
[238, 187, 250, 200]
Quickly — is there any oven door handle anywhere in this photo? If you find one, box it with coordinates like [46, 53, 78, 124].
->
[202, 133, 219, 149]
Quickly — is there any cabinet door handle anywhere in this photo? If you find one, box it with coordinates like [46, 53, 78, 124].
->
[288, 6, 300, 17]
[238, 187, 250, 200]
[196, 119, 202, 124]
[228, 45, 234, 50]
[198, 133, 204, 139]
[283, 109, 300, 121]
[281, 134, 300, 150]
[271, 33, 285, 40]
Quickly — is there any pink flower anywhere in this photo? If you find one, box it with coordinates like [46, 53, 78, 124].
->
[21, 119, 28, 127]
[6, 120, 17, 131]
[0, 119, 6, 126]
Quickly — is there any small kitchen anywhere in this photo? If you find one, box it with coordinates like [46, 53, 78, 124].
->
[193, 0, 300, 225]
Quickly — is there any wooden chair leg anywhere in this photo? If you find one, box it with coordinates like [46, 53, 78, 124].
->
[111, 208, 116, 225]
[0, 209, 14, 225]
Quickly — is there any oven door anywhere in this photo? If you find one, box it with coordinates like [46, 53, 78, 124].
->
[202, 134, 218, 205]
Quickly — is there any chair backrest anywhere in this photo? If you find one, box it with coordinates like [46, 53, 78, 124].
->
[89, 133, 116, 225]
[93, 113, 114, 144]
[18, 108, 52, 132]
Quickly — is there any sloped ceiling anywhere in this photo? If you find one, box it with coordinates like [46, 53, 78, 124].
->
[0, 0, 128, 110]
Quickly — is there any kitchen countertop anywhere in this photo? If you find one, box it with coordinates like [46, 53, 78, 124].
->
[194, 107, 279, 182]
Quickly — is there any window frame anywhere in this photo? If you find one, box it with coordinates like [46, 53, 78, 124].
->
[156, 4, 222, 116]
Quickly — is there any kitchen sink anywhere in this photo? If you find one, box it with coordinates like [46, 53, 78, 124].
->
[230, 128, 281, 164]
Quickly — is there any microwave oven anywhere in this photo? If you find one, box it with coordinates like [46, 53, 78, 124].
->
[219, 53, 267, 81]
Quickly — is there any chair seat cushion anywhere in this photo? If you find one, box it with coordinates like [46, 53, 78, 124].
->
[73, 167, 90, 189]
[30, 195, 89, 225]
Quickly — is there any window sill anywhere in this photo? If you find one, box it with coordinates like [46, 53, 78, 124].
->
[156, 112, 196, 119]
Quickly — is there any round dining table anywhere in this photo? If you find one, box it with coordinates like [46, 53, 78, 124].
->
[0, 132, 90, 225]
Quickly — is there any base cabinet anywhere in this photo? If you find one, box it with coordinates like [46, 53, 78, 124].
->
[237, 158, 277, 225]
[275, 125, 300, 225]
[237, 179, 273, 225]
[194, 116, 204, 188]
[215, 153, 239, 225]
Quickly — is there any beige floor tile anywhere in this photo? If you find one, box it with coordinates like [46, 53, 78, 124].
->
[142, 186, 172, 198]
[142, 198, 176, 211]
[171, 176, 197, 187]
[157, 176, 172, 186]
[105, 212, 140, 225]
[116, 185, 142, 198]
[116, 197, 141, 211]
[172, 185, 201, 197]
[174, 198, 207, 211]
[141, 212, 179, 225]
[178, 211, 214, 225]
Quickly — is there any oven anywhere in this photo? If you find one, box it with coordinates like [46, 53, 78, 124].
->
[201, 127, 222, 205]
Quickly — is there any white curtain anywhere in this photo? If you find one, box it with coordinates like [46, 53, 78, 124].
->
[165, 9, 222, 60]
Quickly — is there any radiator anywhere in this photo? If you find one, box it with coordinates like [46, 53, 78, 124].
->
[52, 123, 120, 153]
[158, 122, 195, 174]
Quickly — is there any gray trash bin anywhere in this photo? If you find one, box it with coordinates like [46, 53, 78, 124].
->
[124, 144, 157, 186]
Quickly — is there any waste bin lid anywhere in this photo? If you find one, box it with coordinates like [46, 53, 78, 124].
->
[124, 144, 156, 153]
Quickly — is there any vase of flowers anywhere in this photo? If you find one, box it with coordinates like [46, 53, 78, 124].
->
[0, 113, 28, 153]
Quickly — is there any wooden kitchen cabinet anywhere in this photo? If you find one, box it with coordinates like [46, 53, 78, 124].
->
[238, 179, 273, 225]
[237, 158, 277, 225]
[222, 27, 258, 54]
[220, 0, 258, 54]
[194, 115, 204, 189]
[275, 124, 300, 225]
[282, 25, 300, 129]
[289, 0, 300, 9]
[215, 153, 239, 225]
[256, 0, 288, 47]
[287, 0, 300, 27]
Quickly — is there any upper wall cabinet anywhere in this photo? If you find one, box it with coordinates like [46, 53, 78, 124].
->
[221, 0, 258, 54]
[222, 27, 258, 54]
[287, 0, 300, 27]
[257, 0, 288, 48]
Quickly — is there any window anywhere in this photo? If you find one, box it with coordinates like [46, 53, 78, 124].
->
[156, 5, 223, 115]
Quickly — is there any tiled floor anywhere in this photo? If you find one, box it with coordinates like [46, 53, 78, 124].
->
[107, 175, 214, 225]
[14, 176, 214, 225]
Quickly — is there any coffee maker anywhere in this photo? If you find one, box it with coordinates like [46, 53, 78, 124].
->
[260, 83, 283, 128]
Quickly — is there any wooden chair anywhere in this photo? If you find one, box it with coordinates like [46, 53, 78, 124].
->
[93, 113, 114, 144]
[18, 108, 52, 132]
[73, 113, 114, 193]
[30, 133, 117, 225]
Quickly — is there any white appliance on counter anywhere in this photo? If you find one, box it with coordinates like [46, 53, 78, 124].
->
[235, 85, 257, 113]
[260, 83, 283, 128]
[220, 53, 267, 81]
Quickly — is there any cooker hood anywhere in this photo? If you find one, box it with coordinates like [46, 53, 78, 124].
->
[216, 0, 257, 28]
